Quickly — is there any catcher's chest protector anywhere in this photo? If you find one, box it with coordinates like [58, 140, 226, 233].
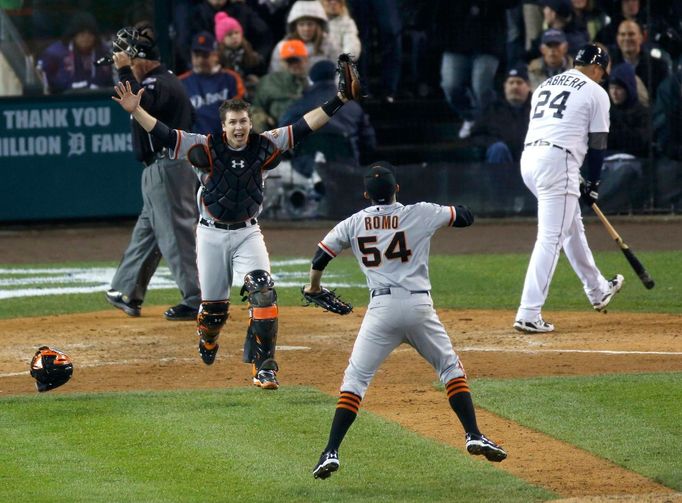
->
[202, 133, 281, 222]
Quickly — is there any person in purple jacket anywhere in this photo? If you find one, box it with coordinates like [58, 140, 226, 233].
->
[36, 11, 113, 95]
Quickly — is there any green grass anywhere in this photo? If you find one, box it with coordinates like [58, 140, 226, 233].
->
[1, 251, 680, 318]
[472, 373, 682, 490]
[0, 388, 553, 503]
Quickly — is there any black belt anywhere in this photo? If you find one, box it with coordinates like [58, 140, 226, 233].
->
[524, 140, 572, 155]
[371, 288, 430, 298]
[200, 217, 257, 230]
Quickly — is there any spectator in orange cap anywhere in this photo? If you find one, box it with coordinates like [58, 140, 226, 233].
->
[251, 40, 312, 132]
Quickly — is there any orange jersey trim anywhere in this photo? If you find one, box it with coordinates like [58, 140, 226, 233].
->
[448, 206, 456, 226]
[318, 242, 336, 257]
[262, 148, 281, 170]
[174, 129, 183, 159]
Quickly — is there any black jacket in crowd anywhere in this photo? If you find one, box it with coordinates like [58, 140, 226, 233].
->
[279, 80, 376, 164]
[431, 0, 519, 59]
[607, 63, 651, 158]
[609, 47, 670, 99]
[117, 64, 194, 164]
[469, 96, 531, 162]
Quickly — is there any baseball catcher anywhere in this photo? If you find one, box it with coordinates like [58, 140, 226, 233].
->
[301, 287, 353, 315]
[111, 49, 361, 390]
[30, 346, 73, 392]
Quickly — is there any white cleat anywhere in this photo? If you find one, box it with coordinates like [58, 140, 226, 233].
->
[593, 274, 624, 312]
[513, 316, 555, 333]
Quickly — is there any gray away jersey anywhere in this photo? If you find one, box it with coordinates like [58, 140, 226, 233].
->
[318, 202, 457, 291]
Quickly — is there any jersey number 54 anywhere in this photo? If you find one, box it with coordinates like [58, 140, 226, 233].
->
[358, 232, 412, 267]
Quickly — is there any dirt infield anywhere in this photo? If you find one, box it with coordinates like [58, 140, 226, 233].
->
[1, 219, 681, 502]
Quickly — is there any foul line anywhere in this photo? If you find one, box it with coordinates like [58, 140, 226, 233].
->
[458, 347, 682, 356]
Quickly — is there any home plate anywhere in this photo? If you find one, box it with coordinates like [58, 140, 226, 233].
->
[276, 345, 310, 351]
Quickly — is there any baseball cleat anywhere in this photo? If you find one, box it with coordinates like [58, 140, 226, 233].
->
[313, 450, 340, 479]
[465, 433, 507, 462]
[253, 369, 279, 390]
[593, 274, 624, 312]
[164, 303, 199, 321]
[198, 338, 219, 365]
[105, 290, 142, 317]
[513, 316, 555, 333]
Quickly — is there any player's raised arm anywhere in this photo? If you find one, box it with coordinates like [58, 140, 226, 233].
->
[112, 81, 183, 152]
[112, 81, 156, 132]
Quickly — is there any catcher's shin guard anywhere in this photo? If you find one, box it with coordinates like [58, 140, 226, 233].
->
[240, 270, 278, 371]
[197, 301, 229, 344]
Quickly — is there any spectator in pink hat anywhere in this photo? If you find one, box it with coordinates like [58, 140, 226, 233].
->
[215, 11, 265, 97]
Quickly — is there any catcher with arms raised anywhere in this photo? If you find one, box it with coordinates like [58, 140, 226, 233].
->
[112, 54, 361, 390]
[303, 163, 507, 479]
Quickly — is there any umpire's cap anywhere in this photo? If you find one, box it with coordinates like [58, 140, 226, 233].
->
[574, 44, 609, 76]
[364, 161, 397, 204]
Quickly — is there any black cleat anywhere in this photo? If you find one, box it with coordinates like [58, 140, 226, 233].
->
[105, 290, 141, 317]
[164, 303, 199, 321]
[465, 433, 507, 462]
[253, 369, 279, 390]
[313, 450, 339, 479]
[198, 338, 219, 365]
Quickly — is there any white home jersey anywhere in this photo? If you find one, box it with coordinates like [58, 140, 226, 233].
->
[318, 202, 457, 291]
[524, 68, 610, 164]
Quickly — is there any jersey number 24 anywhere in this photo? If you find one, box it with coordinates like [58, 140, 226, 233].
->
[532, 90, 571, 119]
[358, 231, 412, 267]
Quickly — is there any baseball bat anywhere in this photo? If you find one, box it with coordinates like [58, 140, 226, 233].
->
[591, 203, 655, 289]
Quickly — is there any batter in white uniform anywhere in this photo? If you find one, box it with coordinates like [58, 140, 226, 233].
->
[514, 44, 624, 333]
[113, 79, 355, 389]
[305, 162, 507, 480]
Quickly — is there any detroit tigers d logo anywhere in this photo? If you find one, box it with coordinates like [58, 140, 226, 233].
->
[232, 159, 245, 170]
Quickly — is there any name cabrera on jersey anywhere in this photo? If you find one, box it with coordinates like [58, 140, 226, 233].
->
[169, 126, 294, 219]
[524, 68, 610, 164]
[318, 202, 458, 292]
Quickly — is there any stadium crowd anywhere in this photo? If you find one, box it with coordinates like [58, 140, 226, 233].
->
[7, 0, 682, 184]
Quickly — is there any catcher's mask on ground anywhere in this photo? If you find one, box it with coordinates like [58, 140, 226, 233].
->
[29, 346, 73, 392]
[364, 162, 397, 204]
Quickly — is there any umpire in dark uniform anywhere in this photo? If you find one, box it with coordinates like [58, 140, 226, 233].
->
[105, 25, 201, 321]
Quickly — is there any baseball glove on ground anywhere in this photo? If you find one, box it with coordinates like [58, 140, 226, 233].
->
[301, 287, 353, 315]
[337, 53, 362, 101]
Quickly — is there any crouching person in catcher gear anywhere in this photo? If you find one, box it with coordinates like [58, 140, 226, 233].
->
[304, 162, 507, 479]
[112, 54, 360, 389]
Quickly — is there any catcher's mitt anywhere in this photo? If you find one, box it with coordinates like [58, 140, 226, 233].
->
[301, 287, 353, 315]
[30, 346, 73, 392]
[337, 53, 363, 101]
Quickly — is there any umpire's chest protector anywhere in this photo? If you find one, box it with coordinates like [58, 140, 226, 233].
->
[202, 132, 281, 222]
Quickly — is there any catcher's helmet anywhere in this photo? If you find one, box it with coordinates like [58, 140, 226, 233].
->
[113, 24, 158, 60]
[574, 44, 609, 76]
[30, 346, 73, 392]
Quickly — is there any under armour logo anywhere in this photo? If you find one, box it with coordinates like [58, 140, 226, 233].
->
[232, 159, 245, 169]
